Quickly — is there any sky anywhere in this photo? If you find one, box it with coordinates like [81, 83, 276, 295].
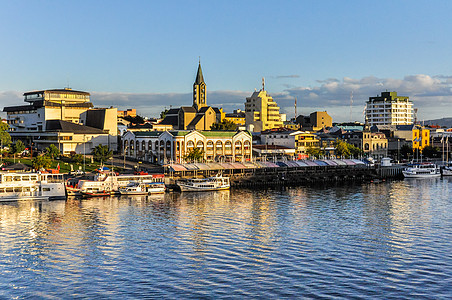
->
[1, 0, 452, 122]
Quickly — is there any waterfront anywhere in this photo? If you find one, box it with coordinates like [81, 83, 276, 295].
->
[1, 179, 451, 299]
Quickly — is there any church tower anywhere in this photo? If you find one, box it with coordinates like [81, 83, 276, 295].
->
[193, 61, 207, 111]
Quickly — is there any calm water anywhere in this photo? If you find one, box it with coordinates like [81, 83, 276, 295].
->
[1, 178, 452, 299]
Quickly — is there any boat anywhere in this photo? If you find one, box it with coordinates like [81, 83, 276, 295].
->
[402, 163, 441, 178]
[176, 174, 230, 192]
[119, 180, 166, 195]
[77, 172, 165, 197]
[441, 162, 452, 176]
[0, 172, 66, 202]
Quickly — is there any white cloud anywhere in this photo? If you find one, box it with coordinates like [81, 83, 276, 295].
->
[1, 74, 451, 123]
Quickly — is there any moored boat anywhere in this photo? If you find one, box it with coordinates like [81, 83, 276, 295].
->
[77, 172, 165, 196]
[177, 174, 230, 192]
[441, 162, 452, 176]
[0, 172, 66, 202]
[402, 163, 440, 178]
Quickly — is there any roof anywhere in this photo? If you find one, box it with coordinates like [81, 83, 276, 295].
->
[187, 115, 204, 128]
[45, 120, 106, 134]
[166, 108, 180, 115]
[23, 88, 90, 96]
[159, 115, 179, 126]
[200, 131, 238, 137]
[3, 104, 38, 112]
[197, 106, 210, 113]
[194, 62, 205, 85]
[169, 130, 191, 136]
[180, 106, 196, 113]
[134, 131, 163, 137]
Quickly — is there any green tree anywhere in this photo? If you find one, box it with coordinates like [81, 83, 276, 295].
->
[422, 145, 440, 158]
[184, 147, 204, 162]
[124, 115, 145, 125]
[306, 146, 324, 158]
[210, 119, 237, 131]
[45, 144, 60, 159]
[334, 139, 351, 158]
[11, 140, 25, 155]
[32, 155, 51, 170]
[92, 144, 113, 164]
[160, 108, 169, 119]
[0, 122, 11, 147]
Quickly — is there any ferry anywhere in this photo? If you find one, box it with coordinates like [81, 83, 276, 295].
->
[402, 163, 441, 178]
[0, 172, 66, 202]
[77, 172, 165, 197]
[177, 174, 230, 192]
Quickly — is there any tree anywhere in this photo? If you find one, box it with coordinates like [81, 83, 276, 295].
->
[306, 146, 323, 158]
[45, 144, 60, 159]
[0, 122, 11, 147]
[210, 119, 237, 131]
[422, 145, 440, 159]
[32, 155, 51, 170]
[184, 147, 204, 162]
[92, 144, 112, 164]
[11, 140, 25, 155]
[124, 115, 145, 125]
[334, 139, 351, 158]
[400, 144, 413, 160]
[160, 108, 169, 119]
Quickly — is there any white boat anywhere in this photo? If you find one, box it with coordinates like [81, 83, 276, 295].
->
[441, 163, 452, 176]
[119, 181, 166, 195]
[177, 174, 230, 192]
[402, 163, 441, 178]
[0, 172, 66, 202]
[77, 172, 165, 197]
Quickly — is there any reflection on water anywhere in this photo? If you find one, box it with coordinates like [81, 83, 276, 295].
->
[1, 180, 451, 298]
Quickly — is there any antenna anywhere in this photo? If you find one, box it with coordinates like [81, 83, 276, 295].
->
[262, 77, 265, 91]
[349, 91, 354, 122]
[294, 97, 297, 121]
[414, 108, 418, 124]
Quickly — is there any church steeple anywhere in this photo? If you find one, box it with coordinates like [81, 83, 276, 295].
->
[193, 61, 206, 111]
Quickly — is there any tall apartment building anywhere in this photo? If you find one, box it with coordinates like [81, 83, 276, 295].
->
[245, 84, 283, 132]
[365, 91, 413, 126]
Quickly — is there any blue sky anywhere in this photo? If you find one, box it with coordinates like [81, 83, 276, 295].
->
[1, 1, 452, 122]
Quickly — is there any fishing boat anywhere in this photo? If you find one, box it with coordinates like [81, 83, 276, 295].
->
[177, 174, 230, 192]
[0, 172, 66, 202]
[402, 163, 441, 178]
[77, 172, 165, 197]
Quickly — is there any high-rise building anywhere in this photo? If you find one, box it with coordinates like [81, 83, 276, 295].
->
[365, 91, 413, 126]
[245, 81, 283, 132]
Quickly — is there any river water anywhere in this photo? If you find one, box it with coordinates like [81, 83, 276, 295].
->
[1, 178, 451, 299]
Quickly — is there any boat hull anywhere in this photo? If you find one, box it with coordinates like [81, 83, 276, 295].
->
[178, 185, 230, 192]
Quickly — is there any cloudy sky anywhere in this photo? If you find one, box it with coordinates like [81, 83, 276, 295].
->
[1, 1, 452, 122]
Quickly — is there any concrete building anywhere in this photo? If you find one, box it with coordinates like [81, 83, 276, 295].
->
[123, 130, 252, 165]
[245, 81, 283, 132]
[3, 88, 117, 155]
[365, 91, 413, 126]
[342, 123, 388, 157]
[225, 109, 246, 126]
[260, 129, 320, 159]
[296, 111, 332, 131]
[117, 109, 137, 118]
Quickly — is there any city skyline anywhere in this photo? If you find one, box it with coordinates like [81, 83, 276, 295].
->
[1, 1, 452, 122]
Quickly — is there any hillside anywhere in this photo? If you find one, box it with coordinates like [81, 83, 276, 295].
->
[423, 117, 452, 128]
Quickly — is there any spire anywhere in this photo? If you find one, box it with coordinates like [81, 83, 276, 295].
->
[195, 61, 205, 85]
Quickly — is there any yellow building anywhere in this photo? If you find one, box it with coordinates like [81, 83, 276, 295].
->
[245, 80, 283, 132]
[413, 126, 430, 150]
[225, 109, 245, 126]
[294, 132, 320, 158]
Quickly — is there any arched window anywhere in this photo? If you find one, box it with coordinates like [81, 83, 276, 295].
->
[148, 141, 152, 151]
[364, 143, 369, 151]
[124, 140, 128, 155]
[235, 141, 242, 154]
[216, 141, 223, 155]
[196, 141, 204, 150]
[187, 140, 195, 151]
[225, 141, 232, 154]
[136, 141, 140, 152]
[206, 141, 214, 153]
[142, 141, 146, 151]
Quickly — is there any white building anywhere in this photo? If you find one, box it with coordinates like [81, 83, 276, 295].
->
[123, 130, 253, 165]
[3, 88, 117, 155]
[365, 91, 413, 126]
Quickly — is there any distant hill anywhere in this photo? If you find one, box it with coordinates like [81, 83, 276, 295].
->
[423, 117, 452, 128]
